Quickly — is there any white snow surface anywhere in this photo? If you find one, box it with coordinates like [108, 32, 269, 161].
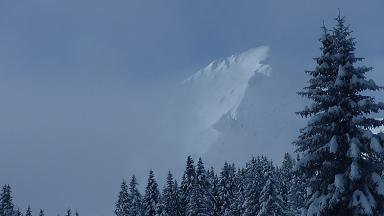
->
[179, 46, 272, 155]
[175, 46, 303, 164]
[183, 46, 271, 122]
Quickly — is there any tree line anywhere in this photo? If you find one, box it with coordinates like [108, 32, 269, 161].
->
[0, 184, 79, 216]
[115, 154, 304, 216]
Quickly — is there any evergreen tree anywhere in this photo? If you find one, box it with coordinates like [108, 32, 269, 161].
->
[129, 175, 143, 216]
[218, 162, 236, 216]
[257, 172, 286, 216]
[228, 168, 246, 216]
[0, 185, 15, 216]
[64, 209, 71, 216]
[187, 158, 211, 216]
[115, 180, 130, 216]
[207, 168, 220, 216]
[162, 171, 181, 216]
[143, 170, 161, 216]
[279, 153, 294, 204]
[15, 209, 22, 216]
[25, 206, 32, 216]
[38, 210, 44, 216]
[243, 157, 264, 216]
[180, 156, 195, 216]
[287, 171, 306, 215]
[75, 211, 79, 216]
[296, 14, 384, 215]
[155, 202, 167, 216]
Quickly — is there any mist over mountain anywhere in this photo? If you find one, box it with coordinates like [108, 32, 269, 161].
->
[173, 46, 304, 166]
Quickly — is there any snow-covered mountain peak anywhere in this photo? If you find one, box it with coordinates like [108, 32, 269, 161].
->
[185, 46, 271, 83]
[178, 46, 271, 154]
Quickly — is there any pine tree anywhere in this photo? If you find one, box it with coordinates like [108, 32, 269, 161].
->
[256, 172, 287, 216]
[296, 14, 384, 215]
[186, 158, 211, 216]
[287, 158, 306, 215]
[115, 180, 130, 216]
[143, 170, 161, 216]
[38, 210, 44, 216]
[279, 153, 294, 204]
[64, 209, 71, 216]
[218, 162, 236, 216]
[75, 211, 79, 216]
[129, 175, 143, 216]
[243, 157, 264, 216]
[228, 168, 246, 216]
[0, 185, 15, 216]
[207, 168, 220, 216]
[15, 209, 22, 216]
[180, 156, 195, 216]
[162, 171, 181, 216]
[25, 206, 32, 216]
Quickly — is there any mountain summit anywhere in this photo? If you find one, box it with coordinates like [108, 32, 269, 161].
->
[179, 46, 275, 156]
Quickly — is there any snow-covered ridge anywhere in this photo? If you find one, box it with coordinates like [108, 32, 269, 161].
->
[185, 46, 271, 84]
[183, 46, 271, 121]
[177, 46, 271, 155]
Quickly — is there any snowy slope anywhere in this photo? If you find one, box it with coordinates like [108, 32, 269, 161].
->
[176, 46, 304, 165]
[178, 46, 272, 155]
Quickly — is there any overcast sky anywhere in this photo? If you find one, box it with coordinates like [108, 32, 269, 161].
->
[0, 1, 383, 215]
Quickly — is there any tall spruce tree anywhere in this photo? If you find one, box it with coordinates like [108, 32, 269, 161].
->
[186, 158, 211, 216]
[115, 180, 130, 216]
[38, 210, 44, 216]
[296, 14, 384, 215]
[228, 168, 246, 216]
[256, 171, 287, 216]
[143, 170, 161, 216]
[25, 206, 32, 216]
[218, 162, 236, 216]
[207, 168, 220, 216]
[64, 209, 71, 216]
[0, 185, 15, 216]
[279, 153, 294, 204]
[162, 171, 181, 216]
[287, 155, 306, 215]
[180, 156, 196, 216]
[129, 175, 143, 216]
[243, 156, 273, 216]
[15, 209, 22, 216]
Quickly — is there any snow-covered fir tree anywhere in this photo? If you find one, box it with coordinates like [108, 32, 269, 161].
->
[15, 209, 22, 216]
[115, 180, 130, 216]
[162, 171, 181, 216]
[257, 171, 287, 216]
[296, 14, 384, 215]
[228, 168, 246, 215]
[64, 209, 71, 216]
[38, 210, 44, 216]
[207, 168, 220, 216]
[129, 175, 143, 216]
[0, 185, 15, 216]
[143, 170, 161, 216]
[25, 206, 32, 216]
[180, 156, 196, 216]
[287, 155, 306, 215]
[279, 153, 294, 204]
[243, 156, 273, 216]
[218, 162, 236, 216]
[186, 158, 211, 216]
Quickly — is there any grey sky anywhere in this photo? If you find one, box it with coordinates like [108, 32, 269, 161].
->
[0, 1, 383, 215]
